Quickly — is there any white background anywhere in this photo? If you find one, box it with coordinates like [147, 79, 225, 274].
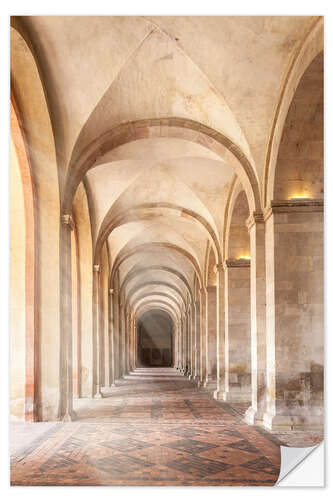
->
[1, 0, 331, 497]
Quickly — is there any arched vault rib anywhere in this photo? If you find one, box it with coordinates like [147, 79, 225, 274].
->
[119, 265, 193, 302]
[134, 299, 180, 320]
[263, 17, 323, 207]
[125, 281, 186, 309]
[95, 202, 221, 264]
[131, 292, 182, 314]
[63, 118, 261, 215]
[136, 304, 179, 324]
[110, 242, 203, 289]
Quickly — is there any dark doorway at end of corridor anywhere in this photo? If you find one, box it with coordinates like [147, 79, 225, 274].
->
[137, 310, 173, 367]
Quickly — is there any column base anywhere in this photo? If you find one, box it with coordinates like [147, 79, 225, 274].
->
[263, 411, 324, 431]
[244, 406, 265, 425]
[204, 378, 217, 390]
[213, 389, 224, 400]
[197, 379, 204, 388]
[94, 390, 103, 399]
[62, 410, 77, 422]
[222, 391, 252, 403]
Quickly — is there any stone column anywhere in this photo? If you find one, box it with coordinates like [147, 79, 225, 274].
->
[185, 309, 191, 376]
[118, 299, 125, 377]
[245, 212, 267, 424]
[173, 320, 177, 368]
[177, 318, 183, 371]
[194, 299, 201, 382]
[112, 287, 120, 380]
[181, 314, 186, 374]
[214, 263, 225, 400]
[99, 272, 106, 388]
[204, 285, 217, 388]
[189, 304, 196, 379]
[109, 289, 116, 387]
[125, 309, 130, 373]
[129, 314, 135, 371]
[263, 200, 324, 430]
[179, 318, 183, 371]
[93, 264, 103, 398]
[198, 288, 207, 387]
[134, 323, 138, 369]
[59, 214, 75, 420]
[223, 259, 251, 402]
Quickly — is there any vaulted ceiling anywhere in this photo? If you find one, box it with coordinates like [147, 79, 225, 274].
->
[11, 16, 319, 320]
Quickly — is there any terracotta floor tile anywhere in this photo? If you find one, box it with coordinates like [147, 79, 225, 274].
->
[10, 367, 319, 486]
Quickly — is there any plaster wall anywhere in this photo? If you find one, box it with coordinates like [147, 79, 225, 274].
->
[10, 140, 26, 420]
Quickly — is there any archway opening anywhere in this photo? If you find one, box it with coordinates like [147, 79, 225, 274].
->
[137, 311, 173, 367]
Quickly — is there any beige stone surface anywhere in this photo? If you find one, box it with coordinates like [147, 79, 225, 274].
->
[10, 17, 324, 438]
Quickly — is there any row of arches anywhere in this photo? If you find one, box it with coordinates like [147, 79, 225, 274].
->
[10, 18, 323, 432]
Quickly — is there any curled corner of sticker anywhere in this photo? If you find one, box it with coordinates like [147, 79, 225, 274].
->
[276, 441, 324, 486]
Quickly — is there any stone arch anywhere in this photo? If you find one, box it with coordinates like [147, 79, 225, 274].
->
[63, 118, 261, 215]
[226, 189, 250, 260]
[10, 97, 38, 421]
[131, 292, 182, 310]
[111, 243, 203, 289]
[134, 300, 180, 326]
[136, 308, 174, 367]
[273, 51, 323, 201]
[126, 281, 186, 309]
[119, 265, 193, 302]
[135, 304, 179, 324]
[95, 202, 221, 265]
[264, 17, 323, 206]
[11, 26, 61, 421]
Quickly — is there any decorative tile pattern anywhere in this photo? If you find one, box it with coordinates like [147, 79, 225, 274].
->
[164, 439, 218, 454]
[11, 368, 284, 486]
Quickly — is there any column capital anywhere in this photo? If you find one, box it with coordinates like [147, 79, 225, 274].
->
[264, 199, 324, 221]
[61, 214, 74, 230]
[224, 258, 250, 269]
[109, 288, 114, 295]
[246, 211, 264, 230]
[93, 264, 101, 274]
[213, 262, 224, 274]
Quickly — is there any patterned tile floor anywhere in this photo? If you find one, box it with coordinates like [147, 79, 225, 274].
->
[10, 368, 322, 486]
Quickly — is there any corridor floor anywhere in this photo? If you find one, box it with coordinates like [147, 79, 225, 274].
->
[11, 368, 284, 486]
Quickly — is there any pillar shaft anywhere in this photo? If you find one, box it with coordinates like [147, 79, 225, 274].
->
[205, 286, 217, 387]
[118, 300, 125, 377]
[182, 315, 186, 373]
[93, 265, 103, 399]
[199, 288, 207, 386]
[58, 215, 75, 420]
[194, 300, 200, 381]
[214, 264, 225, 400]
[189, 305, 195, 379]
[109, 289, 116, 386]
[263, 200, 324, 430]
[223, 260, 251, 402]
[245, 213, 267, 423]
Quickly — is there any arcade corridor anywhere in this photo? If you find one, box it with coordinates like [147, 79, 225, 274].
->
[10, 16, 324, 487]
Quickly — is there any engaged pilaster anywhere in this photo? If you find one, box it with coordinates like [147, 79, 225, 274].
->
[222, 259, 251, 402]
[213, 263, 225, 400]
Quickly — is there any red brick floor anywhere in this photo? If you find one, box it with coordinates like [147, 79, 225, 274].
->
[11, 368, 284, 486]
